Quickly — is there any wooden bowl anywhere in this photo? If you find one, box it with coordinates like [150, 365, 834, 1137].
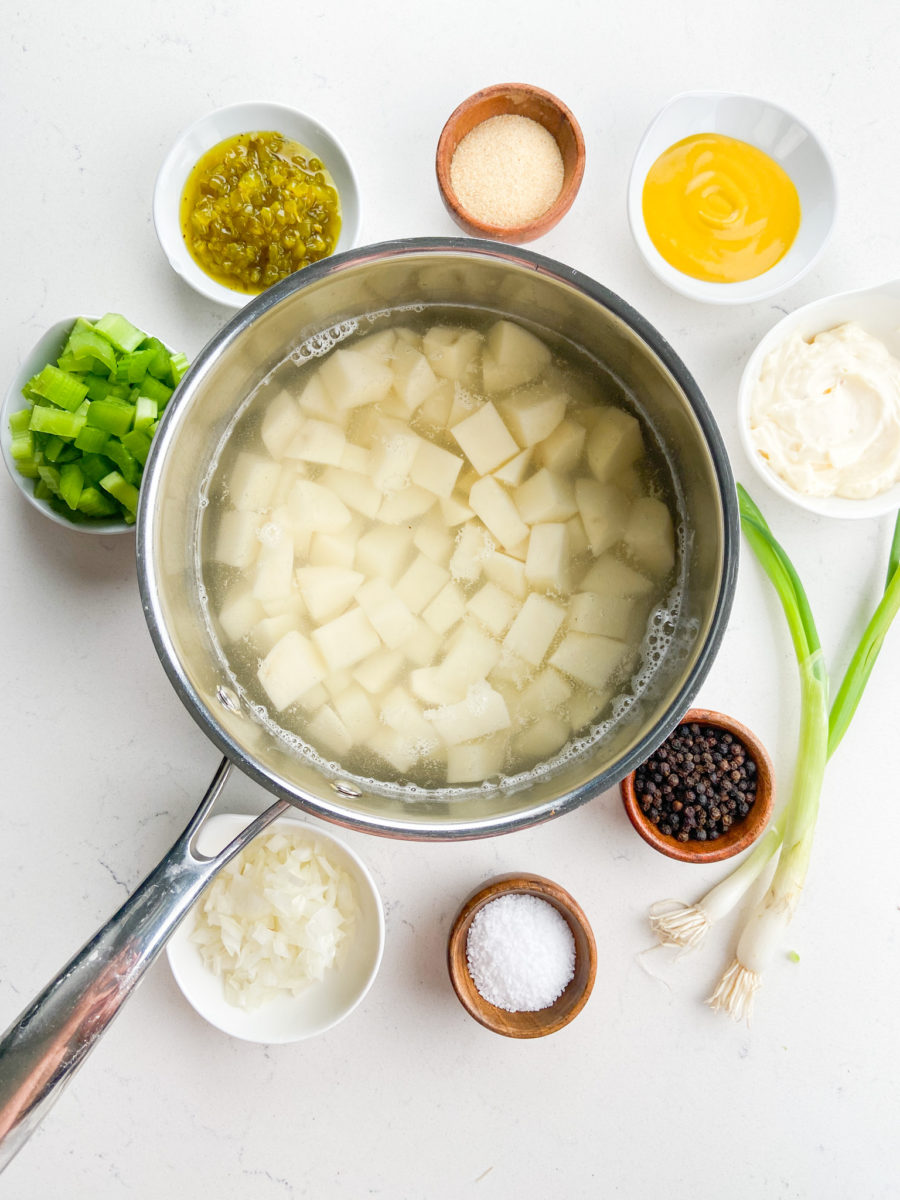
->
[447, 873, 597, 1038]
[620, 708, 775, 864]
[435, 83, 586, 243]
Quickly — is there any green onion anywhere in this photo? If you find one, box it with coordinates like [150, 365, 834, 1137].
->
[8, 313, 188, 526]
[651, 485, 900, 1021]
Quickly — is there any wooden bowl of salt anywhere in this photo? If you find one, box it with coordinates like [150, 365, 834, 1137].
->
[447, 873, 597, 1038]
[436, 83, 586, 243]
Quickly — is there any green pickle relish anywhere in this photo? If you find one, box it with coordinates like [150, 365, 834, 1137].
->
[179, 131, 341, 295]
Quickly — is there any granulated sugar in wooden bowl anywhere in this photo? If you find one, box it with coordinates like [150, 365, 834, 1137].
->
[436, 83, 585, 243]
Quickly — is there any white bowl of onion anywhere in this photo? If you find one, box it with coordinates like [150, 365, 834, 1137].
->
[166, 812, 384, 1042]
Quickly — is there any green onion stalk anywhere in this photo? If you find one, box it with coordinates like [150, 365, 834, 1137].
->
[650, 485, 900, 1021]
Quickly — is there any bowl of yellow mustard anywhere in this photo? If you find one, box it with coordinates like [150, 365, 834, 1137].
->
[627, 91, 837, 305]
[154, 102, 361, 308]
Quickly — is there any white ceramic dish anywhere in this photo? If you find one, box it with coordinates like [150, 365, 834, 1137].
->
[737, 279, 900, 519]
[627, 90, 837, 305]
[166, 812, 384, 1043]
[153, 102, 362, 308]
[1, 317, 132, 536]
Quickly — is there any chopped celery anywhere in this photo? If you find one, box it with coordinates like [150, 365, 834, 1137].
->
[59, 462, 85, 510]
[94, 312, 145, 354]
[28, 365, 89, 412]
[29, 406, 86, 438]
[84, 399, 134, 436]
[8, 312, 187, 525]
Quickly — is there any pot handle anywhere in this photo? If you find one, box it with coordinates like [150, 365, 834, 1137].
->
[0, 757, 291, 1172]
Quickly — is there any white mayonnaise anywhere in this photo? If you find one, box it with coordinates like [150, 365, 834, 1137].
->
[749, 322, 900, 499]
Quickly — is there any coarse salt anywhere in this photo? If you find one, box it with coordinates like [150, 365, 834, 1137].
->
[466, 892, 576, 1012]
[450, 115, 565, 228]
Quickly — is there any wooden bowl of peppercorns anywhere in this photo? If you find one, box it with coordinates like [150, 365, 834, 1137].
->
[619, 709, 775, 863]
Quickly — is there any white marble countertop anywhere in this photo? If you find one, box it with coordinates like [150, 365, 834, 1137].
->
[1, 1, 898, 1196]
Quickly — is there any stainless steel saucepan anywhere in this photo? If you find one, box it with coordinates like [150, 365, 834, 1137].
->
[0, 239, 738, 1167]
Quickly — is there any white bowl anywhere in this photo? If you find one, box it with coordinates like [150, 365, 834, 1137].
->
[1, 317, 132, 535]
[166, 812, 384, 1043]
[627, 90, 837, 304]
[737, 279, 900, 519]
[153, 102, 362, 308]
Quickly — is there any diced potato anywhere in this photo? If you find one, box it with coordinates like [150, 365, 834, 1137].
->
[392, 344, 440, 414]
[297, 372, 348, 427]
[410, 666, 466, 706]
[446, 734, 508, 784]
[252, 612, 302, 655]
[483, 550, 527, 599]
[500, 386, 566, 447]
[578, 553, 655, 598]
[440, 493, 475, 527]
[353, 329, 397, 362]
[296, 682, 328, 712]
[395, 327, 421, 350]
[270, 464, 302, 509]
[492, 448, 531, 487]
[503, 593, 566, 666]
[305, 704, 353, 758]
[566, 514, 590, 556]
[295, 566, 364, 622]
[252, 537, 295, 605]
[214, 509, 261, 569]
[517, 667, 573, 719]
[505, 536, 530, 562]
[284, 417, 346, 466]
[524, 523, 570, 593]
[549, 632, 627, 689]
[377, 485, 437, 524]
[575, 479, 631, 555]
[624, 497, 676, 577]
[514, 468, 578, 524]
[467, 582, 520, 636]
[586, 408, 644, 482]
[287, 479, 352, 533]
[312, 607, 381, 672]
[218, 588, 265, 643]
[366, 728, 422, 774]
[404, 617, 442, 667]
[356, 578, 418, 647]
[258, 591, 306, 620]
[449, 521, 493, 583]
[614, 466, 645, 498]
[422, 326, 482, 382]
[410, 439, 464, 498]
[261, 391, 304, 459]
[489, 649, 534, 691]
[356, 525, 414, 585]
[482, 320, 551, 393]
[418, 379, 455, 427]
[369, 418, 422, 492]
[413, 509, 454, 565]
[333, 683, 379, 742]
[422, 581, 467, 636]
[469, 476, 530, 550]
[568, 592, 649, 641]
[567, 687, 614, 731]
[322, 669, 353, 700]
[318, 348, 393, 409]
[257, 630, 326, 710]
[340, 442, 371, 474]
[535, 419, 586, 473]
[352, 647, 404, 694]
[438, 621, 502, 691]
[227, 452, 282, 511]
[426, 680, 511, 746]
[395, 554, 450, 615]
[307, 517, 364, 569]
[513, 714, 570, 761]
[381, 687, 439, 750]
[451, 402, 520, 475]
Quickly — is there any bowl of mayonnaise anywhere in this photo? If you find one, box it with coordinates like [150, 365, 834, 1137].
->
[738, 280, 900, 518]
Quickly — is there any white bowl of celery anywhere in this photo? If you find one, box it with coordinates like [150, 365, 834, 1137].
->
[2, 313, 188, 533]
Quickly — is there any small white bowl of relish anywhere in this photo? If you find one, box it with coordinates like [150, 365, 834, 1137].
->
[627, 91, 837, 305]
[154, 101, 361, 308]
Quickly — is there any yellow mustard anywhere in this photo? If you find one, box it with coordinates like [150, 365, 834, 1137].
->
[642, 133, 801, 284]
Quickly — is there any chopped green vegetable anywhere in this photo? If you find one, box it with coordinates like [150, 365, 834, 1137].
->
[7, 312, 188, 525]
[788, 951, 800, 963]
